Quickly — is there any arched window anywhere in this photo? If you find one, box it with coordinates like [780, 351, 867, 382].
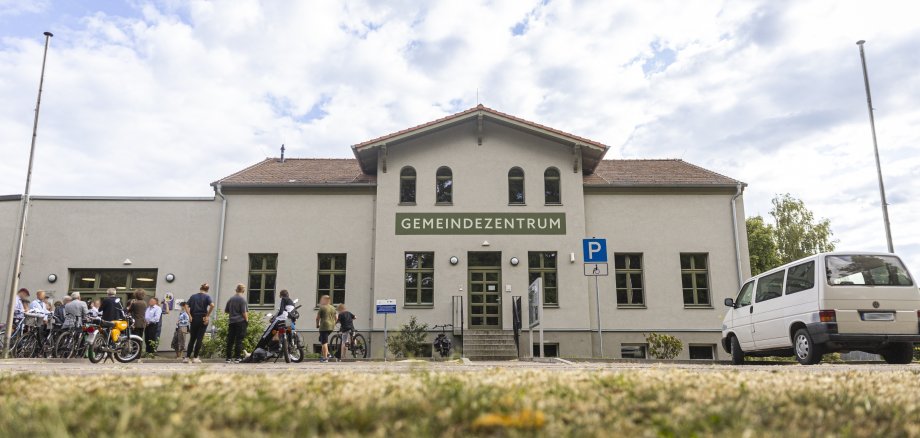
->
[399, 167, 416, 204]
[435, 166, 453, 204]
[544, 167, 561, 204]
[508, 167, 525, 205]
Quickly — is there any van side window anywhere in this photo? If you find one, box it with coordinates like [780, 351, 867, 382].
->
[735, 281, 754, 307]
[786, 261, 815, 294]
[755, 270, 785, 302]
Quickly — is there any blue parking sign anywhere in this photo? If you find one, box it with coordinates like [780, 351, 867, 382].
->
[582, 238, 607, 263]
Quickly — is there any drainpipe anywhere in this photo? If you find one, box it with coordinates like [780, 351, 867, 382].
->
[367, 195, 377, 357]
[730, 184, 745, 288]
[213, 184, 228, 318]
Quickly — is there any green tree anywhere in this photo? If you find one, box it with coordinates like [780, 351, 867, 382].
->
[746, 216, 782, 275]
[770, 193, 837, 265]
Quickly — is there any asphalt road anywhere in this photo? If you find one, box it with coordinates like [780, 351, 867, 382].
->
[0, 359, 916, 375]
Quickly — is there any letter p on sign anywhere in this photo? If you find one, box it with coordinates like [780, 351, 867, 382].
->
[582, 238, 607, 263]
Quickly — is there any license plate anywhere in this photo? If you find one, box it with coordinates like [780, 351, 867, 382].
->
[861, 312, 895, 321]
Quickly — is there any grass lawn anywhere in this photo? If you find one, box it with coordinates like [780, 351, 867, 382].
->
[2, 368, 920, 437]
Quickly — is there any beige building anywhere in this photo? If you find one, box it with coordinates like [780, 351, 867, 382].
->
[1, 106, 750, 359]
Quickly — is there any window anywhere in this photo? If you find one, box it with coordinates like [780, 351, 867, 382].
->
[680, 253, 711, 307]
[317, 254, 347, 304]
[508, 167, 525, 204]
[614, 254, 644, 307]
[69, 269, 159, 302]
[735, 281, 754, 307]
[755, 270, 785, 302]
[405, 252, 434, 306]
[248, 254, 277, 306]
[786, 261, 815, 294]
[544, 167, 561, 204]
[532, 343, 560, 358]
[528, 252, 558, 306]
[435, 166, 453, 204]
[399, 166, 416, 204]
[621, 344, 647, 359]
[825, 255, 914, 286]
[689, 345, 715, 360]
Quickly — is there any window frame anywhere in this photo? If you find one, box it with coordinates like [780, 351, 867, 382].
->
[68, 269, 159, 303]
[399, 166, 417, 205]
[688, 344, 716, 360]
[247, 253, 278, 307]
[435, 166, 453, 205]
[528, 251, 558, 307]
[785, 260, 816, 294]
[755, 269, 786, 303]
[316, 253, 347, 305]
[614, 253, 645, 308]
[735, 280, 755, 307]
[620, 343, 648, 359]
[404, 252, 435, 307]
[543, 167, 562, 205]
[680, 253, 712, 308]
[508, 167, 525, 205]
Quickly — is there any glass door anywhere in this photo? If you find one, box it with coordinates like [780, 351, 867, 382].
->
[468, 252, 502, 328]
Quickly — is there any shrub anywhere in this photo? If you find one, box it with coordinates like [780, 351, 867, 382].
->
[386, 316, 429, 358]
[645, 333, 682, 360]
[200, 311, 268, 359]
[914, 345, 920, 362]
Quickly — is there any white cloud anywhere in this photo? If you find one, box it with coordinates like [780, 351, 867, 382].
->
[0, 0, 917, 268]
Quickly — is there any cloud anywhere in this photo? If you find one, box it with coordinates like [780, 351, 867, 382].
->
[0, 0, 917, 269]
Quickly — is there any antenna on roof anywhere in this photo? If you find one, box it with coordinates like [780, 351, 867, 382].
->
[476, 88, 480, 105]
[280, 144, 286, 163]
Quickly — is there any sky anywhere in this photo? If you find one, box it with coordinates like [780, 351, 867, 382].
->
[0, 0, 918, 269]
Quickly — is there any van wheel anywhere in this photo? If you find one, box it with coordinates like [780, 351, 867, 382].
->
[880, 343, 914, 364]
[729, 336, 745, 365]
[793, 329, 823, 365]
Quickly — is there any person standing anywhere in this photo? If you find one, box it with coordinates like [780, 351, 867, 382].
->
[224, 284, 249, 364]
[315, 295, 336, 363]
[144, 297, 162, 355]
[335, 303, 356, 359]
[127, 289, 148, 335]
[185, 283, 214, 364]
[13, 288, 29, 324]
[100, 289, 121, 321]
[87, 299, 101, 319]
[172, 301, 190, 361]
[63, 292, 88, 330]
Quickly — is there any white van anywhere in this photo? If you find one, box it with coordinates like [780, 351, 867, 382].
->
[721, 252, 920, 365]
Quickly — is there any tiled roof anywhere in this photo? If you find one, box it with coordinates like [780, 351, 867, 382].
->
[213, 158, 375, 186]
[215, 158, 741, 187]
[584, 159, 742, 186]
[353, 104, 608, 150]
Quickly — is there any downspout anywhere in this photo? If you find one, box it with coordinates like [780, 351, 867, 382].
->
[730, 183, 744, 288]
[213, 184, 228, 317]
[367, 194, 377, 357]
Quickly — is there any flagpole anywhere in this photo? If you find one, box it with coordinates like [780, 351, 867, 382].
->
[3, 31, 53, 358]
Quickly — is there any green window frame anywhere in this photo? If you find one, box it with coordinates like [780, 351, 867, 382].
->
[435, 166, 453, 204]
[508, 167, 525, 205]
[543, 167, 561, 204]
[614, 254, 644, 307]
[528, 251, 558, 306]
[248, 254, 277, 306]
[400, 166, 416, 204]
[680, 253, 711, 307]
[69, 269, 158, 302]
[404, 252, 434, 306]
[317, 254, 347, 304]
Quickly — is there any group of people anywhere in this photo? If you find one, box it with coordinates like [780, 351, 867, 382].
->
[10, 282, 359, 364]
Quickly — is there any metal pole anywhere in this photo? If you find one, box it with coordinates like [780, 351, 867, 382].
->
[383, 313, 387, 362]
[4, 31, 53, 359]
[594, 273, 603, 358]
[856, 40, 895, 253]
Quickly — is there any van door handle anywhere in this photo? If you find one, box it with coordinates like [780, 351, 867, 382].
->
[749, 306, 753, 314]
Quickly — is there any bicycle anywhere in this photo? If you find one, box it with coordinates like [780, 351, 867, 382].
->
[55, 319, 98, 359]
[330, 329, 368, 359]
[432, 324, 453, 358]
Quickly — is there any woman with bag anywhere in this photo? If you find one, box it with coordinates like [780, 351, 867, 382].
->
[172, 301, 190, 361]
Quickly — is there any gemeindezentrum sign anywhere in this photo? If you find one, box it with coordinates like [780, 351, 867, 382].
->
[395, 213, 566, 235]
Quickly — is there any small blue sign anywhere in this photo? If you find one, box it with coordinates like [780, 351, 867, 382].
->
[376, 299, 397, 314]
[582, 238, 607, 263]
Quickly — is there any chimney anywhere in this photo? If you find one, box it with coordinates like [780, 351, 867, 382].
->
[280, 144, 285, 163]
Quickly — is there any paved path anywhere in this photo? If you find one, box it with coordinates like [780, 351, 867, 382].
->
[0, 359, 916, 375]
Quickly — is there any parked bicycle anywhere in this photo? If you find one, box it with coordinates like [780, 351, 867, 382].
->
[432, 324, 453, 358]
[54, 319, 99, 359]
[330, 329, 368, 359]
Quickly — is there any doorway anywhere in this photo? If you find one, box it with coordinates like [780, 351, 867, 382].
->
[468, 251, 502, 328]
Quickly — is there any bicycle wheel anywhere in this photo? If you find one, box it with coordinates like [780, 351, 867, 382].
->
[18, 334, 39, 358]
[55, 332, 74, 359]
[289, 333, 304, 363]
[114, 337, 142, 363]
[281, 333, 291, 363]
[352, 334, 368, 359]
[329, 334, 342, 359]
[88, 332, 108, 364]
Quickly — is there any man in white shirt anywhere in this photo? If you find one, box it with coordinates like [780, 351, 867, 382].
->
[144, 297, 162, 355]
[12, 288, 29, 322]
[29, 290, 49, 315]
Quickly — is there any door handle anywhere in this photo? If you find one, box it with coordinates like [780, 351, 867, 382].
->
[749, 306, 753, 314]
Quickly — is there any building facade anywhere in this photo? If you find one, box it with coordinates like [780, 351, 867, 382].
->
[1, 106, 750, 359]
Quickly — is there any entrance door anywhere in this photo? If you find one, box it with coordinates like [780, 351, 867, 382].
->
[468, 252, 502, 328]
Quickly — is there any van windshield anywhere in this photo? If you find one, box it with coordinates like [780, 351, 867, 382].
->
[825, 255, 914, 286]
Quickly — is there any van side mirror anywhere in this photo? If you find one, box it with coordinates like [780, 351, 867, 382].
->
[724, 298, 736, 308]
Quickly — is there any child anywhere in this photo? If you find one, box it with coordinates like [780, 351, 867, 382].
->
[336, 304, 356, 358]
[172, 301, 191, 361]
